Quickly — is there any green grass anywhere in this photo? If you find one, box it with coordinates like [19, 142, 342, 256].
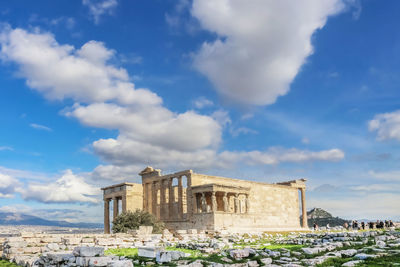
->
[358, 253, 400, 266]
[191, 252, 264, 266]
[233, 236, 304, 249]
[105, 246, 266, 266]
[0, 260, 19, 267]
[165, 246, 202, 258]
[105, 248, 138, 257]
[315, 257, 354, 267]
[315, 253, 400, 267]
[105, 247, 202, 258]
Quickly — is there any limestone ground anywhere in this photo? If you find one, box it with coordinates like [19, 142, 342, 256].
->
[315, 253, 400, 266]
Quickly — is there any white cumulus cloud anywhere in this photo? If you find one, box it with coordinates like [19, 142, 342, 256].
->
[191, 0, 346, 105]
[369, 110, 400, 141]
[0, 26, 345, 181]
[66, 103, 221, 152]
[218, 148, 344, 166]
[0, 27, 159, 106]
[20, 170, 99, 204]
[82, 0, 118, 24]
[193, 97, 213, 109]
[0, 173, 21, 198]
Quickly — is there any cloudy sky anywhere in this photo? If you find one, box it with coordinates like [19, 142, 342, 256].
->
[0, 0, 400, 223]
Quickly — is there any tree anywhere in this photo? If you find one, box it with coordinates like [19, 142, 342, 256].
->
[112, 210, 164, 233]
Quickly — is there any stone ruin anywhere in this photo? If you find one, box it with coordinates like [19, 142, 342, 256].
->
[102, 166, 308, 233]
[2, 227, 400, 267]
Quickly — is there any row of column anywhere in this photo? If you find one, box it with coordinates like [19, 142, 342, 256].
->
[143, 175, 189, 221]
[104, 196, 126, 234]
[196, 192, 250, 214]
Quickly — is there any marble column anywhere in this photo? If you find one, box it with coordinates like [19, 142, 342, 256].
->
[113, 197, 119, 220]
[104, 199, 110, 234]
[178, 176, 183, 218]
[152, 182, 157, 217]
[160, 180, 166, 220]
[301, 188, 308, 228]
[245, 194, 250, 213]
[211, 192, 217, 212]
[234, 193, 240, 214]
[144, 183, 149, 212]
[186, 175, 193, 219]
[223, 192, 228, 212]
[142, 183, 147, 211]
[168, 178, 174, 220]
[122, 195, 127, 213]
[147, 183, 152, 212]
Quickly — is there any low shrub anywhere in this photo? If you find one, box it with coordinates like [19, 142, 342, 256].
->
[112, 210, 164, 233]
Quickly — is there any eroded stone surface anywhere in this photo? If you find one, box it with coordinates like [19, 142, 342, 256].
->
[2, 228, 400, 267]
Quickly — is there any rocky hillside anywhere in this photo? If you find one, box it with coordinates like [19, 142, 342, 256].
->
[301, 208, 350, 227]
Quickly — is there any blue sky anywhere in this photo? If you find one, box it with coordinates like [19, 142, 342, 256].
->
[0, 0, 400, 223]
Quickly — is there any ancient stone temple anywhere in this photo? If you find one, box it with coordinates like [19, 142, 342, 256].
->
[101, 167, 308, 233]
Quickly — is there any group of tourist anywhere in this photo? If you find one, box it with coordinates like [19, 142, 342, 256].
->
[343, 220, 395, 230]
[312, 220, 395, 231]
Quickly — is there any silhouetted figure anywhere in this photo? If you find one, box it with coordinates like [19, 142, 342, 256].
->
[361, 221, 365, 230]
[369, 222, 374, 229]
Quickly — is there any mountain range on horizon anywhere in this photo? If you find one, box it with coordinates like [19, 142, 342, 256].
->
[0, 208, 389, 229]
[0, 212, 102, 229]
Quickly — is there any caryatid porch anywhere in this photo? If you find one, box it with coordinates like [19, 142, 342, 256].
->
[191, 184, 251, 214]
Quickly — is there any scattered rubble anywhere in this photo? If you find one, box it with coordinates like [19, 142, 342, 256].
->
[1, 227, 399, 266]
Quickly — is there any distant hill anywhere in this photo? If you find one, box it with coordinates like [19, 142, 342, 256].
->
[0, 212, 102, 228]
[301, 208, 350, 227]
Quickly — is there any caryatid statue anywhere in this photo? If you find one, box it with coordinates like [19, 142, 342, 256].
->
[211, 192, 217, 212]
[223, 192, 228, 212]
[201, 192, 207, 212]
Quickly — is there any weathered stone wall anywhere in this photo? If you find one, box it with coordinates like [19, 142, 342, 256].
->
[103, 167, 305, 232]
[127, 185, 143, 211]
[1, 233, 142, 261]
[192, 174, 301, 230]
